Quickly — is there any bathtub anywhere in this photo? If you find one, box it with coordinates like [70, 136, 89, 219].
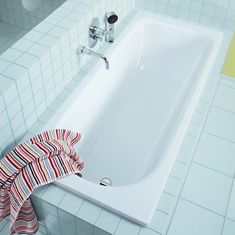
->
[43, 11, 223, 225]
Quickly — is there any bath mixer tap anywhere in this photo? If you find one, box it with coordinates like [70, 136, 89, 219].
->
[77, 46, 109, 70]
[89, 12, 118, 44]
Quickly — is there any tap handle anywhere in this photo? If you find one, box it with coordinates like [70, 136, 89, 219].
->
[90, 26, 105, 41]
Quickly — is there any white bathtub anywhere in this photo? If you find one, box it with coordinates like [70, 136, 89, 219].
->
[43, 11, 223, 225]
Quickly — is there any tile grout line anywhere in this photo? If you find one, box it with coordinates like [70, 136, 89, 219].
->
[192, 161, 234, 178]
[212, 104, 235, 115]
[180, 197, 227, 218]
[204, 130, 235, 144]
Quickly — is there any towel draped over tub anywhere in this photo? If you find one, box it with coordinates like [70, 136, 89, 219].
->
[0, 129, 84, 235]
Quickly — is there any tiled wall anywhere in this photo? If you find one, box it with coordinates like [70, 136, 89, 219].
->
[136, 0, 235, 31]
[0, 0, 66, 29]
[0, 0, 135, 159]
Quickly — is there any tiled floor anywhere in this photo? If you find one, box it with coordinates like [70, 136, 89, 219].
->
[166, 76, 235, 235]
[0, 22, 26, 54]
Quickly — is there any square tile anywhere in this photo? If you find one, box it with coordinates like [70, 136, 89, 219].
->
[12, 38, 34, 51]
[27, 43, 51, 69]
[157, 192, 177, 215]
[182, 163, 232, 215]
[194, 132, 235, 176]
[95, 210, 120, 234]
[114, 219, 140, 235]
[44, 212, 61, 235]
[170, 161, 188, 180]
[59, 214, 76, 235]
[58, 192, 84, 215]
[176, 146, 192, 164]
[2, 82, 18, 106]
[205, 107, 235, 142]
[2, 63, 27, 81]
[168, 199, 224, 235]
[227, 181, 235, 220]
[222, 219, 235, 235]
[34, 22, 53, 33]
[0, 95, 5, 112]
[21, 98, 35, 118]
[0, 109, 8, 130]
[0, 58, 10, 72]
[23, 30, 44, 42]
[148, 210, 170, 234]
[213, 85, 235, 113]
[164, 176, 182, 197]
[76, 201, 101, 225]
[15, 53, 39, 69]
[181, 134, 196, 149]
[25, 112, 37, 129]
[1, 48, 22, 62]
[0, 75, 15, 94]
[15, 73, 30, 93]
[41, 184, 66, 209]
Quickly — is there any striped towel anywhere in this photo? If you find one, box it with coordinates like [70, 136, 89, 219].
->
[0, 129, 84, 234]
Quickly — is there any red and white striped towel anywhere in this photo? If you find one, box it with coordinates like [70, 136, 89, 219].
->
[0, 129, 84, 234]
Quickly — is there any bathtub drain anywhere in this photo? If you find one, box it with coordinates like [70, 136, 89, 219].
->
[100, 178, 112, 187]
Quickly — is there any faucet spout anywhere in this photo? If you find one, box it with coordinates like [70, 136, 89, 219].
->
[77, 46, 109, 70]
[101, 55, 109, 70]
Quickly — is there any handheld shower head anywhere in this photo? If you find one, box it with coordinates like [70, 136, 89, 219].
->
[105, 12, 118, 43]
[106, 12, 118, 24]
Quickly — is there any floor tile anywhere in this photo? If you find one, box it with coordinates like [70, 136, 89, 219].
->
[227, 181, 235, 220]
[213, 85, 235, 113]
[222, 219, 235, 235]
[194, 132, 235, 176]
[220, 76, 235, 89]
[205, 107, 235, 142]
[182, 163, 232, 215]
[168, 199, 224, 235]
[222, 32, 235, 78]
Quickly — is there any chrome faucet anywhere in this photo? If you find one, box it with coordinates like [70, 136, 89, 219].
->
[105, 12, 118, 43]
[77, 46, 109, 70]
[89, 12, 118, 45]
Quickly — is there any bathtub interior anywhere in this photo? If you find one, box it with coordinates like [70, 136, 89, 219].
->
[53, 17, 217, 187]
[0, 0, 66, 54]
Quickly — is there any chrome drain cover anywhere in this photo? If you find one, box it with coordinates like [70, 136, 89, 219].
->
[100, 177, 112, 186]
